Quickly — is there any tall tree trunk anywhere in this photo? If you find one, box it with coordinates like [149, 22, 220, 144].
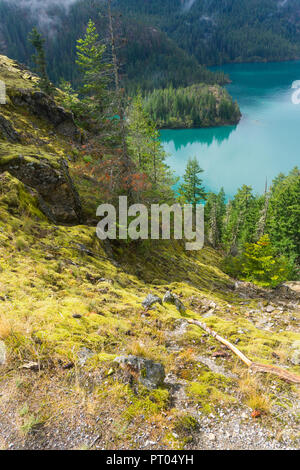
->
[107, 0, 133, 199]
[256, 180, 270, 239]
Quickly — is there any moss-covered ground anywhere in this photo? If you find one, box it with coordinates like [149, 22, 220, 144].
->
[0, 55, 299, 450]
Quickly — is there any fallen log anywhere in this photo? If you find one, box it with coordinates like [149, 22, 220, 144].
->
[187, 319, 300, 385]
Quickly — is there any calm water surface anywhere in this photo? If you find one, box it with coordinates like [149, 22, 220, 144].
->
[160, 61, 300, 197]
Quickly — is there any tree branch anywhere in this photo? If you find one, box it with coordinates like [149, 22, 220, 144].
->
[187, 319, 300, 385]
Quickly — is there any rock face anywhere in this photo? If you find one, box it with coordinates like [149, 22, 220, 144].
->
[114, 355, 165, 389]
[0, 56, 84, 224]
[0, 341, 6, 366]
[1, 157, 83, 223]
[0, 114, 21, 142]
[8, 89, 80, 141]
[163, 290, 186, 313]
[275, 282, 300, 300]
[142, 294, 162, 309]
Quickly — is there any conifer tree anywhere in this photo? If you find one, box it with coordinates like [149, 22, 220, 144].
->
[179, 157, 206, 208]
[223, 235, 291, 288]
[205, 188, 226, 247]
[28, 28, 54, 96]
[266, 167, 300, 260]
[76, 19, 110, 119]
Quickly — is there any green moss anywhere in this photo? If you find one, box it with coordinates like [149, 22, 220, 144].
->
[123, 386, 170, 421]
[187, 371, 236, 414]
[0, 59, 298, 444]
[174, 414, 199, 436]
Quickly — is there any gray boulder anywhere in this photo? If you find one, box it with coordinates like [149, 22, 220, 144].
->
[114, 355, 165, 389]
[0, 341, 6, 366]
[163, 291, 186, 314]
[142, 294, 162, 309]
[77, 347, 94, 366]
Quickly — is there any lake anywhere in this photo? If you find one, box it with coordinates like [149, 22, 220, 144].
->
[160, 61, 300, 198]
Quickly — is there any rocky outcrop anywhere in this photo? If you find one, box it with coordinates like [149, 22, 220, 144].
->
[275, 282, 300, 300]
[142, 294, 163, 309]
[0, 114, 21, 142]
[290, 341, 300, 366]
[1, 156, 83, 223]
[163, 290, 186, 313]
[8, 89, 80, 141]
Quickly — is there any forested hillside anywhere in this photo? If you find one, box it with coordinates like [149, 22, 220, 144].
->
[144, 84, 241, 128]
[0, 0, 227, 90]
[117, 0, 300, 64]
[2, 0, 300, 91]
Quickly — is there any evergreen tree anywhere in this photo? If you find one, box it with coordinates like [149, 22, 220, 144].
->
[205, 188, 226, 247]
[222, 185, 258, 255]
[223, 235, 292, 288]
[28, 28, 54, 96]
[179, 157, 206, 208]
[76, 19, 110, 120]
[266, 167, 300, 260]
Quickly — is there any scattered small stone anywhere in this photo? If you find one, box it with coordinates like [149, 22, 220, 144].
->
[208, 433, 216, 441]
[266, 305, 275, 313]
[145, 440, 157, 446]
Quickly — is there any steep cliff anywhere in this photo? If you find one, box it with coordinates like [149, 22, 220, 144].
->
[0, 55, 83, 223]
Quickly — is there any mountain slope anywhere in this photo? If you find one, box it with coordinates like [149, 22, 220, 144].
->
[116, 0, 300, 64]
[0, 0, 227, 90]
[0, 55, 299, 450]
[4, 0, 300, 90]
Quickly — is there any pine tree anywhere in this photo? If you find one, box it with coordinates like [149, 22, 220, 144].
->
[223, 235, 292, 288]
[205, 188, 226, 247]
[266, 167, 300, 260]
[179, 157, 206, 208]
[28, 28, 54, 96]
[222, 185, 258, 254]
[76, 19, 110, 120]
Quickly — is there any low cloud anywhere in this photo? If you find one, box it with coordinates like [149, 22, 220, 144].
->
[182, 0, 197, 12]
[1, 0, 80, 32]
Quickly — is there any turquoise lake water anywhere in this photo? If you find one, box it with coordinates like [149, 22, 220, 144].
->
[160, 61, 300, 198]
